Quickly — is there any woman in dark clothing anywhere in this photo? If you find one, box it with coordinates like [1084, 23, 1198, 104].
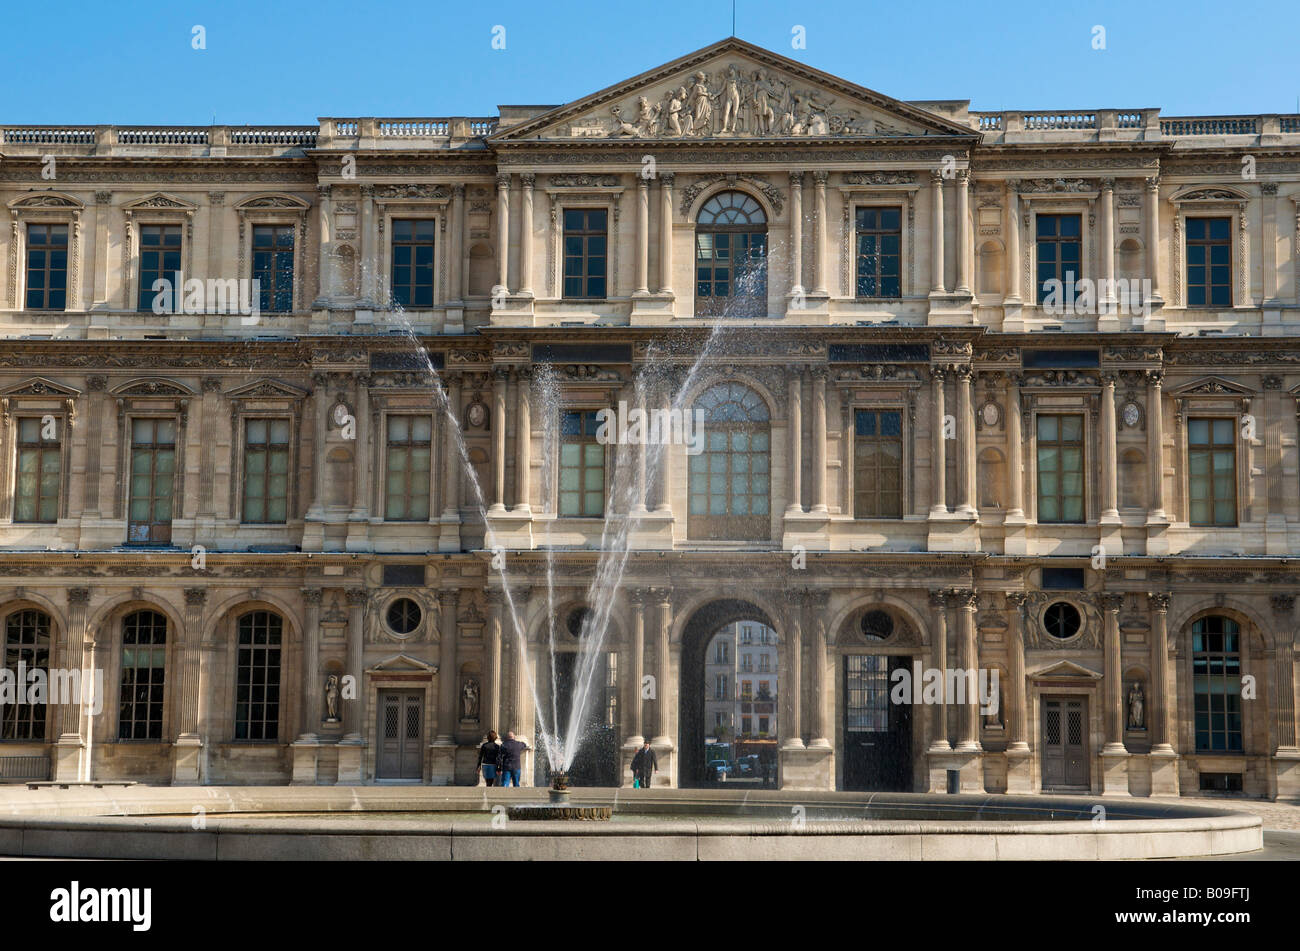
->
[477, 730, 501, 786]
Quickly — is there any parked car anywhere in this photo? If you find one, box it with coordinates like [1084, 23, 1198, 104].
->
[735, 755, 760, 776]
[706, 760, 731, 781]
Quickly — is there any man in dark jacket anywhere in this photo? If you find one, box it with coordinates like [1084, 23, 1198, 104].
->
[498, 731, 528, 787]
[630, 740, 657, 788]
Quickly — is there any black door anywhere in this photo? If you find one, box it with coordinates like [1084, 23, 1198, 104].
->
[377, 690, 423, 780]
[537, 651, 618, 786]
[843, 655, 912, 791]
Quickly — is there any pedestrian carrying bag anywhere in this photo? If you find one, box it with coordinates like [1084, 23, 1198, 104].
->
[633, 778, 640, 788]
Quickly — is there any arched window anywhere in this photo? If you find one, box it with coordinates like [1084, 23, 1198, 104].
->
[695, 191, 767, 317]
[235, 611, 283, 741]
[1, 609, 50, 740]
[119, 610, 167, 740]
[1192, 616, 1242, 752]
[689, 383, 770, 540]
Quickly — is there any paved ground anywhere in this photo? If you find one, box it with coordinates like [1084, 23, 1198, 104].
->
[1169, 796, 1300, 860]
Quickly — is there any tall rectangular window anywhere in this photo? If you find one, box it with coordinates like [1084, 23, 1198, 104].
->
[137, 224, 182, 311]
[854, 207, 901, 298]
[558, 410, 604, 517]
[385, 415, 432, 520]
[563, 209, 607, 299]
[252, 224, 295, 312]
[714, 674, 727, 700]
[14, 417, 61, 523]
[1186, 217, 1231, 308]
[234, 611, 282, 741]
[2, 611, 50, 740]
[1036, 414, 1084, 523]
[1036, 214, 1082, 304]
[25, 223, 68, 311]
[128, 418, 176, 544]
[118, 611, 167, 741]
[243, 418, 290, 524]
[391, 219, 435, 308]
[1193, 616, 1242, 752]
[1188, 417, 1236, 526]
[854, 409, 902, 517]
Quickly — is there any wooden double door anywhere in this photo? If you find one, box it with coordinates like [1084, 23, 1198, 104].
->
[377, 690, 424, 780]
[1040, 696, 1089, 789]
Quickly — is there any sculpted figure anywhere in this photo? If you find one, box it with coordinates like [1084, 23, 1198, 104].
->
[720, 64, 742, 133]
[1128, 682, 1145, 730]
[461, 679, 479, 720]
[687, 71, 713, 134]
[665, 86, 687, 136]
[752, 68, 778, 134]
[324, 674, 341, 722]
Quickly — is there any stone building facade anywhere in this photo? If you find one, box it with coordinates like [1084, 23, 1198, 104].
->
[0, 38, 1298, 798]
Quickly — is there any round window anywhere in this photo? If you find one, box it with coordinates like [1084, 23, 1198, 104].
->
[1043, 602, 1082, 640]
[861, 609, 894, 640]
[386, 598, 422, 635]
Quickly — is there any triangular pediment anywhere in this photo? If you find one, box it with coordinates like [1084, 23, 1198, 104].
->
[224, 377, 309, 400]
[368, 652, 438, 674]
[1171, 376, 1255, 398]
[0, 377, 81, 398]
[492, 38, 973, 143]
[124, 192, 197, 211]
[1029, 659, 1103, 681]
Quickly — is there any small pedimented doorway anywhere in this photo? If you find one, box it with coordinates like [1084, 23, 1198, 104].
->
[377, 690, 424, 780]
[1041, 696, 1089, 790]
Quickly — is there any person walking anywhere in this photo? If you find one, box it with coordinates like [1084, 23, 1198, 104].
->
[477, 730, 501, 787]
[498, 730, 528, 787]
[630, 740, 657, 789]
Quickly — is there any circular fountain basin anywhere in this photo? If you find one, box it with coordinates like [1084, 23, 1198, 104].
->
[0, 785, 1262, 861]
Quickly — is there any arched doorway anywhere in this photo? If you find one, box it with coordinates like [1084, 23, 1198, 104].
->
[679, 599, 777, 788]
[531, 606, 619, 787]
[838, 606, 916, 792]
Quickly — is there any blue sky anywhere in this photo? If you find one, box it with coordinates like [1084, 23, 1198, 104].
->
[5, 0, 1297, 124]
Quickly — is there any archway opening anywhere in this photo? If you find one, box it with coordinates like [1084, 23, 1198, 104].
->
[680, 599, 777, 788]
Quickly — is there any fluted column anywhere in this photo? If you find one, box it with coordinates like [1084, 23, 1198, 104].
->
[440, 374, 462, 521]
[927, 591, 950, 751]
[929, 365, 947, 515]
[436, 590, 459, 742]
[956, 169, 972, 294]
[929, 171, 945, 294]
[1004, 181, 1022, 303]
[1006, 375, 1024, 517]
[518, 174, 535, 296]
[299, 588, 322, 736]
[788, 172, 804, 297]
[490, 369, 508, 513]
[659, 172, 674, 294]
[807, 592, 830, 748]
[314, 184, 331, 305]
[649, 590, 672, 746]
[449, 184, 465, 302]
[1100, 372, 1119, 521]
[1099, 178, 1116, 308]
[348, 373, 371, 521]
[495, 173, 511, 295]
[1144, 177, 1162, 302]
[484, 590, 502, 734]
[781, 603, 805, 749]
[1149, 592, 1175, 753]
[1102, 593, 1126, 753]
[359, 184, 376, 305]
[627, 590, 646, 746]
[1006, 592, 1029, 751]
[954, 365, 975, 516]
[343, 588, 367, 738]
[786, 369, 803, 514]
[635, 178, 650, 295]
[59, 588, 90, 742]
[954, 588, 980, 751]
[177, 588, 206, 739]
[656, 384, 673, 513]
[307, 373, 330, 517]
[811, 368, 828, 512]
[813, 171, 829, 296]
[513, 368, 532, 513]
[632, 384, 648, 514]
[1146, 370, 1166, 520]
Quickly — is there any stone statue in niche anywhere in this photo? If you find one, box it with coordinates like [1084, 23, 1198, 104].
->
[324, 674, 341, 723]
[1127, 682, 1145, 730]
[461, 679, 479, 721]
